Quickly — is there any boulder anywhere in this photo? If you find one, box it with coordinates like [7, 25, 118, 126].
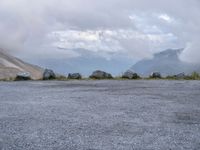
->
[15, 72, 31, 81]
[151, 72, 161, 78]
[175, 72, 185, 79]
[90, 70, 113, 79]
[43, 69, 56, 80]
[68, 73, 82, 79]
[122, 70, 140, 79]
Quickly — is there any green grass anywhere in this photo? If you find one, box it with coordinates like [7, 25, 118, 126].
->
[165, 72, 200, 80]
[189, 72, 200, 80]
[55, 75, 68, 81]
[0, 77, 15, 81]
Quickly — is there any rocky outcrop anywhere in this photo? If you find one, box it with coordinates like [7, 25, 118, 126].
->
[122, 70, 140, 79]
[90, 70, 113, 79]
[0, 49, 43, 80]
[43, 69, 56, 80]
[68, 73, 82, 79]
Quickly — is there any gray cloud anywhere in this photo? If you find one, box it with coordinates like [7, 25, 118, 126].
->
[0, 0, 200, 64]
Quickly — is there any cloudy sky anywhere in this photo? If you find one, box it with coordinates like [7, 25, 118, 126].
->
[0, 0, 200, 75]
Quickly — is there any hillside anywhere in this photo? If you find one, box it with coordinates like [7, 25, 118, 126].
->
[131, 49, 200, 76]
[0, 49, 43, 80]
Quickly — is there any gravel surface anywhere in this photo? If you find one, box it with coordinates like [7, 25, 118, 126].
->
[0, 80, 200, 150]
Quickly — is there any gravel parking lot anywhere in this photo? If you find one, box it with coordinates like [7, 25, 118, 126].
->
[0, 80, 200, 150]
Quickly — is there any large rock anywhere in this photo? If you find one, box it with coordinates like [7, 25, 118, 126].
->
[43, 69, 56, 80]
[122, 70, 140, 79]
[175, 72, 185, 79]
[90, 70, 113, 79]
[68, 73, 82, 79]
[15, 72, 31, 81]
[150, 72, 162, 78]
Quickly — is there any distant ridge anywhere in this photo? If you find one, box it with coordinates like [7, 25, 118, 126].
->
[0, 49, 43, 80]
[130, 49, 200, 76]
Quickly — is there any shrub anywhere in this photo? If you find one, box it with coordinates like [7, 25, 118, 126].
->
[190, 72, 200, 80]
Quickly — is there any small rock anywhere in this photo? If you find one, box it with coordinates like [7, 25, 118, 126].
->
[43, 69, 56, 80]
[15, 72, 31, 81]
[68, 73, 82, 79]
[122, 70, 140, 79]
[90, 70, 113, 79]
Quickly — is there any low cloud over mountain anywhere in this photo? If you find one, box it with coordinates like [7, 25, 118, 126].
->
[0, 0, 200, 74]
[131, 49, 200, 76]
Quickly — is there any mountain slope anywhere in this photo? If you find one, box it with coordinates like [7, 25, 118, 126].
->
[131, 49, 200, 76]
[0, 49, 43, 80]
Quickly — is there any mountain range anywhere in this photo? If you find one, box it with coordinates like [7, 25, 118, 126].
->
[131, 49, 200, 76]
[1, 48, 200, 79]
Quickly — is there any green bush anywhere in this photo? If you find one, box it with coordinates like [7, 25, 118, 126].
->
[190, 72, 200, 80]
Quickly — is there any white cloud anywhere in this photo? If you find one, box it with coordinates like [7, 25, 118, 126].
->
[48, 30, 123, 54]
[179, 41, 200, 64]
[47, 28, 178, 59]
[158, 14, 173, 23]
[0, 0, 200, 65]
